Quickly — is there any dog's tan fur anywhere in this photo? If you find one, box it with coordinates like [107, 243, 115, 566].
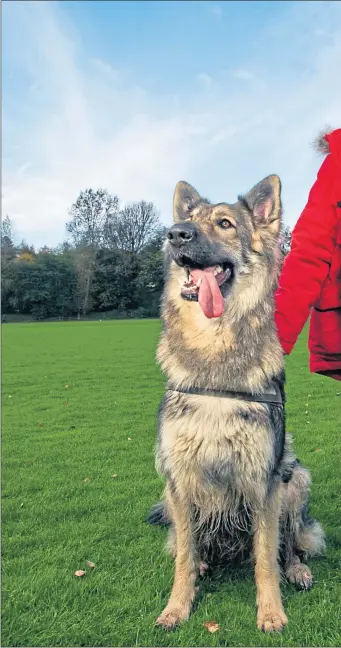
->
[150, 176, 325, 632]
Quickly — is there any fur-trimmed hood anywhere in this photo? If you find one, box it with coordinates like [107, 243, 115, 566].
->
[313, 127, 341, 160]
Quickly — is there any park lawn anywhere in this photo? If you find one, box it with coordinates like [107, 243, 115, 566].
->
[1, 320, 341, 648]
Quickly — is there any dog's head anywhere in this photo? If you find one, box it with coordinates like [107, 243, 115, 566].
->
[164, 176, 282, 319]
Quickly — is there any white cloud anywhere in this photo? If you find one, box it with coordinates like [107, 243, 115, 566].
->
[210, 127, 238, 145]
[197, 73, 213, 90]
[2, 0, 341, 248]
[230, 68, 255, 82]
[210, 4, 223, 18]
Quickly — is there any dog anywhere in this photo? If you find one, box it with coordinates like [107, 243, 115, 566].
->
[147, 176, 325, 632]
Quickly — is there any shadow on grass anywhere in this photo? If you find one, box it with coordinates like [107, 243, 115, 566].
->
[192, 557, 253, 608]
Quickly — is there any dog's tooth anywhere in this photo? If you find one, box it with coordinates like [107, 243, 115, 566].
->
[196, 278, 202, 288]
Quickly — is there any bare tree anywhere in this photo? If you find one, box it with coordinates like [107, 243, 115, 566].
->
[108, 201, 161, 255]
[71, 246, 96, 318]
[1, 215, 15, 246]
[66, 189, 120, 316]
[1, 216, 17, 314]
[66, 188, 120, 248]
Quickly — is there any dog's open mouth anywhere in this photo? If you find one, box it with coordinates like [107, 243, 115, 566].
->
[180, 263, 233, 319]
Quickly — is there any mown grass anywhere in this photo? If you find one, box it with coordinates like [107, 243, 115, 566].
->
[1, 320, 341, 647]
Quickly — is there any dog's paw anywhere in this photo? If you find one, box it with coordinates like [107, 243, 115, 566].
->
[286, 562, 313, 590]
[257, 603, 288, 633]
[199, 561, 208, 577]
[156, 604, 189, 630]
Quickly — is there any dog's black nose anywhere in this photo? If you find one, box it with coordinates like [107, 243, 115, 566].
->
[167, 223, 196, 247]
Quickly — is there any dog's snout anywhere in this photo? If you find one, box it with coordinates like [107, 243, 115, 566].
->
[167, 223, 196, 247]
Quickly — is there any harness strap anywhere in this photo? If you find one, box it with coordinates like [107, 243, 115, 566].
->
[167, 382, 284, 406]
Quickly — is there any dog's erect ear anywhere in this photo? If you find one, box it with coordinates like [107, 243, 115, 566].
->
[242, 175, 282, 237]
[173, 181, 201, 223]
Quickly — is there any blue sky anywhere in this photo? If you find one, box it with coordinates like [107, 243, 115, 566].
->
[2, 0, 341, 248]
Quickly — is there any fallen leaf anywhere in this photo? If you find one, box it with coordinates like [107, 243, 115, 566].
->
[83, 477, 89, 483]
[87, 561, 96, 568]
[8, 395, 12, 398]
[74, 570, 86, 577]
[38, 423, 43, 428]
[315, 448, 321, 452]
[65, 384, 70, 389]
[204, 621, 219, 633]
[64, 401, 68, 407]
[111, 474, 117, 478]
[128, 437, 132, 441]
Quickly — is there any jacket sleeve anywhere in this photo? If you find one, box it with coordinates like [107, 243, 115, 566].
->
[275, 155, 338, 354]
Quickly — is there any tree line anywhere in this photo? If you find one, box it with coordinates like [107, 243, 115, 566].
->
[1, 188, 292, 321]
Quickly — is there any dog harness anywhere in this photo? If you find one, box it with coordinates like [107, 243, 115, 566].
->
[167, 381, 284, 406]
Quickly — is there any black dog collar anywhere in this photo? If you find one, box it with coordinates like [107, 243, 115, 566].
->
[167, 381, 284, 406]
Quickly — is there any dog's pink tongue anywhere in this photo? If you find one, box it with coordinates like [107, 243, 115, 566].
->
[190, 268, 224, 319]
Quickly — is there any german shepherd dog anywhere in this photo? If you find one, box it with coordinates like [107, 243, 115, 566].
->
[147, 176, 325, 632]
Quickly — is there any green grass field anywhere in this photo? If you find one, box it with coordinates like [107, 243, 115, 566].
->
[2, 320, 341, 647]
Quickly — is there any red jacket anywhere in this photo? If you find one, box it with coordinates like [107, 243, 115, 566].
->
[275, 127, 341, 382]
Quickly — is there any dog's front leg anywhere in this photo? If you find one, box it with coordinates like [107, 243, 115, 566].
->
[253, 482, 288, 633]
[156, 487, 197, 629]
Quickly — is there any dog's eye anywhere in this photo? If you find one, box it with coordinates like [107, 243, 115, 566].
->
[219, 219, 232, 229]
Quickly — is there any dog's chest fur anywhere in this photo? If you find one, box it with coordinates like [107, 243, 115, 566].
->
[157, 393, 274, 515]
